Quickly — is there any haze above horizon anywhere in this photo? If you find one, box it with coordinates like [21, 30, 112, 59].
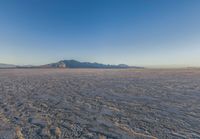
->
[0, 0, 200, 68]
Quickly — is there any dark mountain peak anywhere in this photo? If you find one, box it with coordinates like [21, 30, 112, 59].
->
[41, 60, 142, 69]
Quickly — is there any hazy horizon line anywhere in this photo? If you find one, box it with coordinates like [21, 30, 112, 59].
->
[1, 60, 200, 69]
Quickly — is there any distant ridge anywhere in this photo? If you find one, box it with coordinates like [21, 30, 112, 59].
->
[41, 60, 142, 69]
[0, 60, 144, 69]
[0, 63, 16, 68]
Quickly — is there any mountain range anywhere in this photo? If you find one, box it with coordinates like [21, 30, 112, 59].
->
[0, 63, 17, 68]
[0, 60, 143, 69]
[41, 60, 142, 69]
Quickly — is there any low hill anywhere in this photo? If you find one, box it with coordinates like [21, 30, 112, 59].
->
[0, 63, 17, 68]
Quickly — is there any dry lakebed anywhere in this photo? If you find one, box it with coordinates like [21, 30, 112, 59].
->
[0, 69, 200, 139]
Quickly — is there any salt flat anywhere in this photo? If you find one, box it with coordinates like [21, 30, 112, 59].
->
[0, 69, 200, 139]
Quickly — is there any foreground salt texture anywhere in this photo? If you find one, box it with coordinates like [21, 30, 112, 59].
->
[0, 69, 200, 139]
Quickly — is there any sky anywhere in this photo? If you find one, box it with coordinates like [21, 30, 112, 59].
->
[0, 0, 200, 67]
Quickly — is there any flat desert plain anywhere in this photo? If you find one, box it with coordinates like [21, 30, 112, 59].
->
[0, 69, 200, 139]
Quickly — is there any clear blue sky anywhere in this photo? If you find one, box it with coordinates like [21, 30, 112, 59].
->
[0, 0, 200, 67]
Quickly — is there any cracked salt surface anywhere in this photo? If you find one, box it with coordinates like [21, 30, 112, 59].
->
[0, 69, 200, 139]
